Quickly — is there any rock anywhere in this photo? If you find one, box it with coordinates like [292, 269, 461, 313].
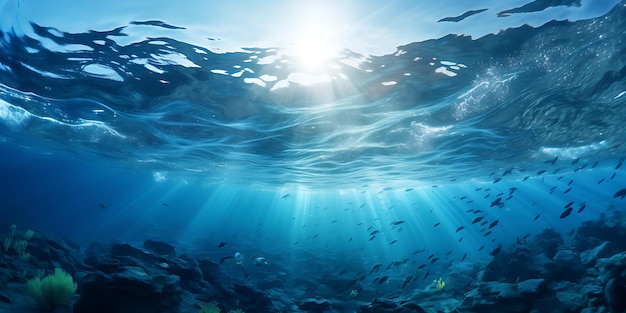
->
[143, 240, 176, 257]
[580, 241, 611, 266]
[73, 267, 182, 313]
[233, 284, 274, 313]
[604, 277, 626, 313]
[359, 297, 426, 313]
[531, 228, 564, 259]
[298, 297, 330, 313]
[552, 249, 585, 281]
[517, 278, 546, 295]
[0, 290, 10, 303]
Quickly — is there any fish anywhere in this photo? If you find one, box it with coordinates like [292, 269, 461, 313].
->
[481, 220, 489, 226]
[471, 216, 485, 224]
[490, 198, 502, 208]
[427, 254, 434, 259]
[98, 203, 107, 209]
[611, 173, 616, 179]
[330, 220, 338, 224]
[563, 188, 572, 194]
[401, 275, 414, 289]
[456, 226, 465, 233]
[413, 249, 426, 254]
[370, 264, 382, 274]
[483, 231, 493, 237]
[613, 188, 626, 199]
[377, 276, 389, 284]
[478, 245, 485, 251]
[434, 222, 441, 227]
[162, 203, 169, 207]
[503, 168, 512, 176]
[430, 257, 440, 264]
[370, 230, 380, 236]
[577, 203, 586, 213]
[564, 201, 574, 208]
[546, 156, 558, 165]
[572, 158, 579, 165]
[598, 178, 605, 184]
[537, 170, 547, 175]
[391, 221, 405, 225]
[489, 243, 502, 257]
[218, 242, 228, 248]
[560, 207, 573, 219]
[488, 220, 499, 229]
[523, 176, 529, 181]
[423, 271, 430, 279]
[460, 196, 467, 200]
[369, 236, 376, 241]
[461, 253, 467, 261]
[417, 264, 426, 269]
[568, 179, 574, 186]
[534, 214, 541, 221]
[405, 188, 414, 192]
[493, 177, 502, 183]
[617, 157, 624, 170]
[458, 237, 464, 243]
[219, 256, 234, 264]
[281, 194, 290, 199]
[312, 234, 319, 239]
[390, 240, 398, 245]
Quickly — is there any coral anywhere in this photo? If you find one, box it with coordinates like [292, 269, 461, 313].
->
[26, 268, 77, 310]
[198, 301, 221, 313]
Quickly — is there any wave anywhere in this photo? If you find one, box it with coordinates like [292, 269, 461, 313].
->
[0, 2, 625, 187]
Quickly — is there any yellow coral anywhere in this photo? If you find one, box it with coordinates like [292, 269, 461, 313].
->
[198, 301, 221, 313]
[433, 277, 446, 291]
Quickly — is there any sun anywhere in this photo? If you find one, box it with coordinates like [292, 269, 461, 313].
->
[293, 26, 339, 69]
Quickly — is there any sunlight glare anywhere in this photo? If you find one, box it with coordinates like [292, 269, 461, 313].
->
[293, 25, 339, 69]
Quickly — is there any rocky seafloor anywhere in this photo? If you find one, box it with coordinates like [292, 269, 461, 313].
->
[2, 210, 626, 313]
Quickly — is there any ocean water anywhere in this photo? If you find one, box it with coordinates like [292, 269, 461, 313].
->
[1, 0, 626, 312]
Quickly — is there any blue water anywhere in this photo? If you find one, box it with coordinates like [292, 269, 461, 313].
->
[1, 0, 626, 305]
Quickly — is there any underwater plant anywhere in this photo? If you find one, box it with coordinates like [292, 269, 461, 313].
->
[198, 301, 221, 313]
[26, 268, 77, 310]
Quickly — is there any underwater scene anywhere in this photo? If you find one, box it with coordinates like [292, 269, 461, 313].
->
[1, 0, 626, 312]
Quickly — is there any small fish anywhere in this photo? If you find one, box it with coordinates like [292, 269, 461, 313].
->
[417, 264, 426, 269]
[413, 249, 426, 254]
[162, 203, 169, 207]
[427, 254, 435, 259]
[564, 201, 574, 208]
[483, 231, 493, 237]
[490, 198, 503, 208]
[98, 203, 107, 209]
[613, 188, 626, 199]
[390, 240, 398, 245]
[546, 156, 558, 165]
[617, 157, 624, 170]
[534, 214, 541, 221]
[458, 237, 464, 243]
[503, 168, 512, 176]
[461, 253, 467, 262]
[472, 216, 485, 224]
[370, 230, 380, 236]
[478, 245, 485, 251]
[391, 221, 405, 225]
[219, 256, 234, 264]
[493, 177, 502, 183]
[577, 203, 586, 213]
[560, 207, 573, 219]
[537, 170, 547, 175]
[430, 257, 440, 264]
[423, 271, 430, 279]
[568, 179, 574, 186]
[401, 275, 414, 289]
[369, 236, 376, 241]
[481, 220, 489, 226]
[377, 275, 389, 284]
[611, 173, 616, 179]
[330, 220, 338, 224]
[370, 264, 382, 274]
[488, 220, 499, 229]
[456, 226, 465, 233]
[489, 243, 502, 257]
[433, 222, 441, 227]
[460, 196, 467, 200]
[563, 188, 572, 194]
[281, 194, 290, 199]
[218, 242, 228, 248]
[523, 176, 529, 181]
[405, 188, 414, 192]
[312, 234, 319, 239]
[598, 178, 605, 184]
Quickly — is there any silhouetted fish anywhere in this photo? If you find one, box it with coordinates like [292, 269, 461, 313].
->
[458, 237, 464, 243]
[417, 264, 426, 269]
[598, 178, 605, 184]
[430, 257, 440, 264]
[489, 243, 502, 257]
[391, 221, 405, 226]
[614, 188, 626, 199]
[564, 201, 574, 209]
[370, 264, 382, 274]
[537, 170, 547, 175]
[434, 222, 441, 227]
[281, 194, 290, 199]
[546, 156, 558, 165]
[560, 207, 573, 219]
[218, 242, 228, 248]
[483, 231, 493, 237]
[219, 256, 234, 264]
[390, 240, 398, 245]
[377, 276, 389, 284]
[617, 157, 624, 170]
[490, 198, 502, 208]
[534, 214, 540, 221]
[577, 203, 586, 213]
[456, 226, 465, 233]
[401, 275, 414, 289]
[472, 216, 485, 224]
[461, 253, 467, 261]
[563, 188, 572, 194]
[423, 271, 429, 279]
[405, 188, 414, 192]
[488, 220, 499, 229]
